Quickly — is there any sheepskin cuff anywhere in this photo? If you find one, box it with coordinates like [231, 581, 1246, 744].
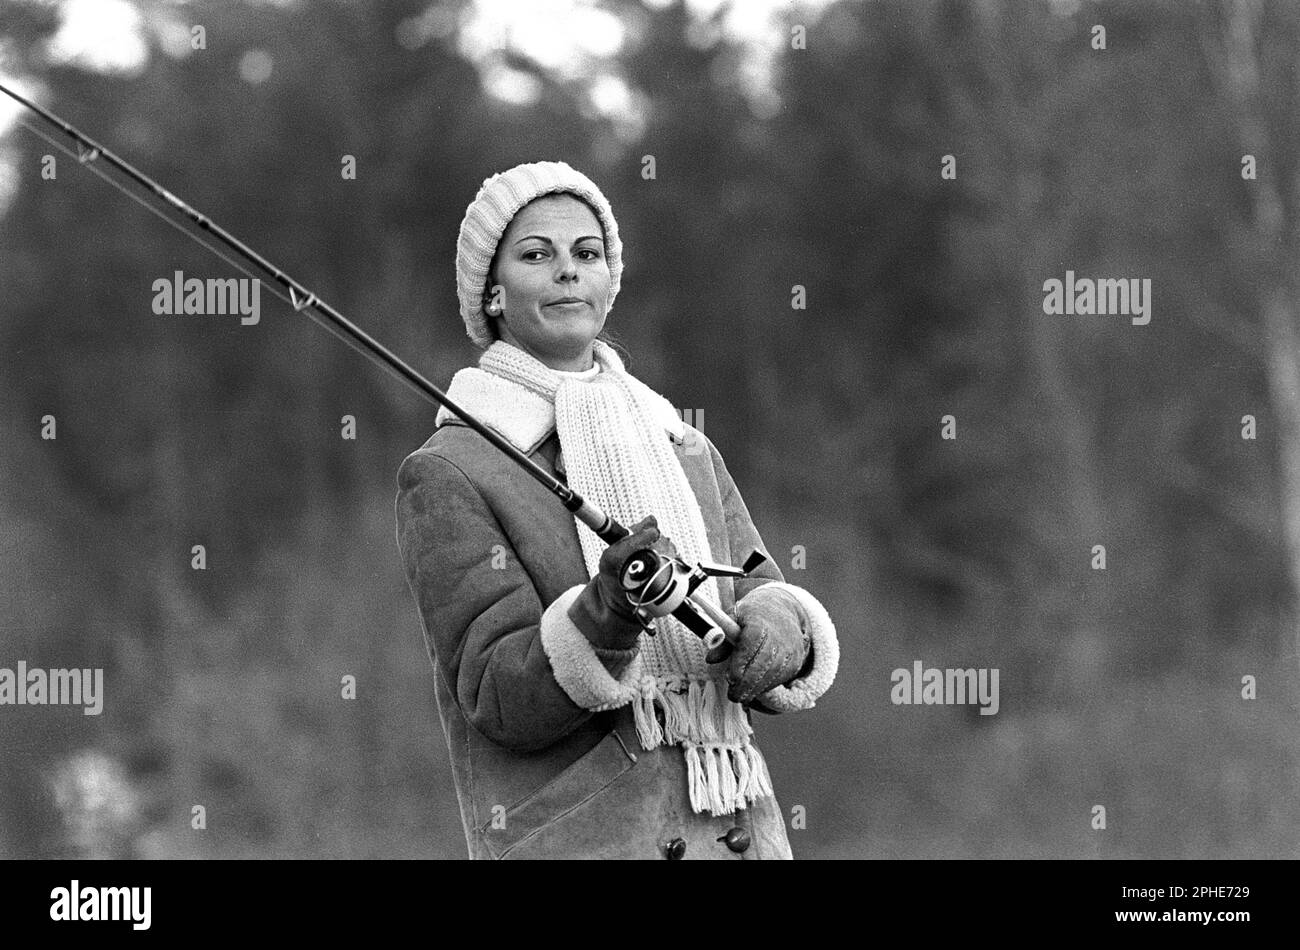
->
[738, 582, 839, 712]
[540, 584, 643, 711]
[567, 576, 645, 651]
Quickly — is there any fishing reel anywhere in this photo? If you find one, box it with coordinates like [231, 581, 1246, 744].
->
[618, 547, 769, 663]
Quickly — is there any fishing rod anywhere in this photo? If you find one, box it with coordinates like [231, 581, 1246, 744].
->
[0, 81, 764, 658]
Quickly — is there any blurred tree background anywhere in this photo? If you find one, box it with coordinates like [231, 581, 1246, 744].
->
[1, 0, 1297, 858]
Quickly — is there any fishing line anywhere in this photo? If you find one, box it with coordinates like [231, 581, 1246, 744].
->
[2, 82, 761, 649]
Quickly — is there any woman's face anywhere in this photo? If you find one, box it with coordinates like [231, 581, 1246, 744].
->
[487, 193, 611, 371]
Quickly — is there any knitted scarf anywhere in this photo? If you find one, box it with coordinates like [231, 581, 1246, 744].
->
[466, 339, 774, 815]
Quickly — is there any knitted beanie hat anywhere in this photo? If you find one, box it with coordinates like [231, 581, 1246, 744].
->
[455, 161, 623, 349]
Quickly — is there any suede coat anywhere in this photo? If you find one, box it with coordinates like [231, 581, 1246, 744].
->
[395, 417, 805, 860]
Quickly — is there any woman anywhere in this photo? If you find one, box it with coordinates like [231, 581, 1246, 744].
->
[395, 160, 839, 859]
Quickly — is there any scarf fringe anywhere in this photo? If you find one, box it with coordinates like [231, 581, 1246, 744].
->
[634, 678, 663, 748]
[632, 674, 774, 816]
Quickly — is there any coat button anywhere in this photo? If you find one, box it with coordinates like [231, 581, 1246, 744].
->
[718, 827, 751, 854]
[665, 837, 687, 860]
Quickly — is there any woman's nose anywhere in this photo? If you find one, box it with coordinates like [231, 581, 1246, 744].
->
[554, 253, 578, 280]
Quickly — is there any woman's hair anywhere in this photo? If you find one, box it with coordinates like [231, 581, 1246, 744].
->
[480, 191, 633, 370]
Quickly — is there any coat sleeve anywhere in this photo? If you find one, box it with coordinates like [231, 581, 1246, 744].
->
[704, 435, 840, 715]
[395, 449, 639, 753]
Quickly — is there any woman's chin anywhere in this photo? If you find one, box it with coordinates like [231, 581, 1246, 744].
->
[545, 316, 603, 346]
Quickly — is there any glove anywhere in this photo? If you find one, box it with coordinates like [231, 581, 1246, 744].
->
[567, 515, 680, 651]
[725, 585, 812, 704]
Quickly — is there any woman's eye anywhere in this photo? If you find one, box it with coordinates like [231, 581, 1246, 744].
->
[577, 248, 601, 260]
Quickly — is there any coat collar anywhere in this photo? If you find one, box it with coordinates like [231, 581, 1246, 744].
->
[435, 364, 687, 459]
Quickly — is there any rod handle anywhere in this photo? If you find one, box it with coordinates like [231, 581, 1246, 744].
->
[691, 596, 741, 641]
[691, 597, 741, 663]
[572, 497, 629, 544]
